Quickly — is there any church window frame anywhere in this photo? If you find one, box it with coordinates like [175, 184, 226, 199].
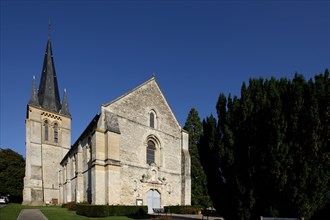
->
[146, 135, 161, 166]
[54, 122, 59, 143]
[147, 140, 156, 164]
[149, 110, 157, 129]
[44, 120, 49, 142]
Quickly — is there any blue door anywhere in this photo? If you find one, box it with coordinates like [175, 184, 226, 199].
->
[146, 189, 160, 214]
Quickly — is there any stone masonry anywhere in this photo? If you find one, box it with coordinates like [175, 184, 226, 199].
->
[60, 77, 191, 211]
[24, 38, 190, 211]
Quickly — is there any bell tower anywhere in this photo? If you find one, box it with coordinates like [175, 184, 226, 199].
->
[23, 38, 71, 205]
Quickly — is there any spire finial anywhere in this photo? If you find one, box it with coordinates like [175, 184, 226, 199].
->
[48, 19, 51, 39]
[29, 75, 40, 107]
[60, 88, 71, 116]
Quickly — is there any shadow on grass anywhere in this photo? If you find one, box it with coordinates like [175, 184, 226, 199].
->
[0, 203, 150, 220]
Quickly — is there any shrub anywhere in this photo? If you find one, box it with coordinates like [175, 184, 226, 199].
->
[76, 204, 109, 217]
[164, 205, 199, 214]
[61, 201, 76, 210]
[76, 204, 148, 217]
[62, 201, 77, 211]
[151, 216, 172, 220]
[109, 205, 148, 216]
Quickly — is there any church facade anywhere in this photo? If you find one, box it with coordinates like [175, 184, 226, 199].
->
[23, 38, 191, 212]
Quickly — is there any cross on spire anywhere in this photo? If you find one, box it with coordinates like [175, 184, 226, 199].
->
[48, 19, 52, 39]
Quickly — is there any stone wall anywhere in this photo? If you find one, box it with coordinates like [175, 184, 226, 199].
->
[59, 77, 191, 208]
[23, 105, 71, 205]
[102, 78, 190, 207]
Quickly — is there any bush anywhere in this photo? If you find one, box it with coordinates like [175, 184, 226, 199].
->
[76, 204, 148, 217]
[151, 216, 172, 220]
[109, 205, 147, 216]
[108, 205, 127, 216]
[164, 205, 199, 214]
[109, 205, 148, 216]
[76, 204, 109, 217]
[61, 201, 77, 211]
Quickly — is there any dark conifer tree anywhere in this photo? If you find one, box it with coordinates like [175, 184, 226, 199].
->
[197, 70, 330, 220]
[199, 115, 221, 210]
[184, 108, 212, 207]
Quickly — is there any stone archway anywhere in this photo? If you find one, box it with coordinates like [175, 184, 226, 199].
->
[146, 189, 160, 214]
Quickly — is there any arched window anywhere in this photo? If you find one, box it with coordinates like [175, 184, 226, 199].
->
[44, 120, 49, 141]
[150, 112, 155, 128]
[147, 140, 156, 164]
[54, 123, 58, 143]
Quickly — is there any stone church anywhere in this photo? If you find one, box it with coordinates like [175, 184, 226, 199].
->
[23, 38, 191, 212]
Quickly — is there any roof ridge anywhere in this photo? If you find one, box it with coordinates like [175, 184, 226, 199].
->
[102, 75, 155, 107]
[102, 75, 181, 129]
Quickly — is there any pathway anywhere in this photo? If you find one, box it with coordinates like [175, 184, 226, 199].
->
[17, 209, 48, 220]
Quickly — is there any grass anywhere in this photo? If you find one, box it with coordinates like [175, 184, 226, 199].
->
[0, 203, 136, 220]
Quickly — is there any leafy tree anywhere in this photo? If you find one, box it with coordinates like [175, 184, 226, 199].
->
[0, 148, 25, 202]
[184, 108, 212, 207]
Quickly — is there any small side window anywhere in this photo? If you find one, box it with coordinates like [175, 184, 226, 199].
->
[54, 123, 58, 143]
[150, 112, 155, 128]
[44, 120, 49, 141]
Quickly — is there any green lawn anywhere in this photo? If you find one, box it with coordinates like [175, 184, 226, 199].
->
[0, 203, 136, 220]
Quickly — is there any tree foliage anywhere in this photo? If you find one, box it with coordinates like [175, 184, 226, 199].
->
[195, 70, 329, 220]
[184, 108, 212, 207]
[0, 148, 25, 202]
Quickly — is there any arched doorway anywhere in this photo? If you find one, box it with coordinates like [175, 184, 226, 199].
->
[146, 189, 160, 214]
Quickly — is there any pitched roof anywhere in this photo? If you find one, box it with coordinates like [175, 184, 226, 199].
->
[61, 114, 100, 165]
[37, 38, 61, 113]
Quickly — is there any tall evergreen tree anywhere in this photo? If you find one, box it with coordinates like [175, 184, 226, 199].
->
[184, 108, 212, 207]
[198, 70, 330, 220]
[199, 115, 221, 209]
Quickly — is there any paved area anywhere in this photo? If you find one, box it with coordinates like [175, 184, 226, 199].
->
[17, 209, 48, 220]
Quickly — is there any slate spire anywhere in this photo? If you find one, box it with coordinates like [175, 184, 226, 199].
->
[28, 76, 40, 107]
[60, 89, 71, 116]
[38, 38, 61, 113]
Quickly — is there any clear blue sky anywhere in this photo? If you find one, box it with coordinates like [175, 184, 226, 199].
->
[1, 0, 329, 158]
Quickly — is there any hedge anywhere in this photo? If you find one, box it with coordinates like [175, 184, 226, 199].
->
[164, 205, 199, 214]
[109, 205, 147, 216]
[61, 201, 77, 211]
[76, 204, 147, 217]
[76, 204, 109, 217]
